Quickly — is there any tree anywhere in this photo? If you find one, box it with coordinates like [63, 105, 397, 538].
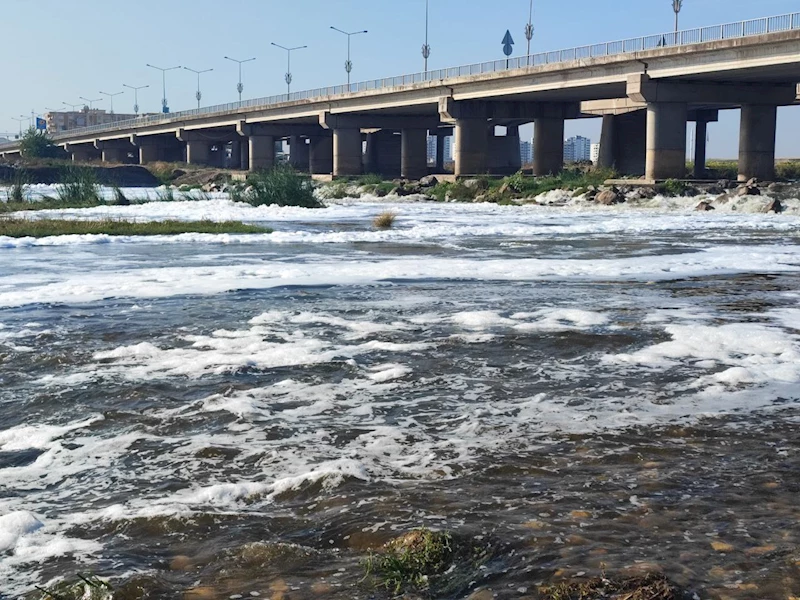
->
[19, 127, 61, 159]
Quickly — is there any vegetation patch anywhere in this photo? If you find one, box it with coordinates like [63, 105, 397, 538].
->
[232, 165, 322, 208]
[362, 528, 494, 598]
[19, 128, 62, 159]
[657, 179, 689, 197]
[57, 167, 102, 206]
[31, 573, 113, 600]
[539, 572, 685, 600]
[373, 211, 396, 229]
[0, 218, 271, 238]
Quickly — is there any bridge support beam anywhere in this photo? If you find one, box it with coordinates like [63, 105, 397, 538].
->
[249, 135, 275, 171]
[309, 136, 333, 175]
[401, 128, 428, 180]
[454, 119, 489, 176]
[289, 136, 310, 170]
[533, 117, 564, 176]
[738, 104, 777, 182]
[333, 128, 363, 176]
[645, 102, 687, 181]
[693, 120, 708, 179]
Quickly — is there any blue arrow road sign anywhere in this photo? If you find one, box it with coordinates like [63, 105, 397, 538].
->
[502, 30, 515, 56]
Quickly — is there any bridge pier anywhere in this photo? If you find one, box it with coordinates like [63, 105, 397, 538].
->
[645, 102, 687, 180]
[66, 144, 100, 162]
[249, 135, 275, 171]
[454, 119, 489, 176]
[186, 140, 211, 166]
[533, 117, 564, 176]
[364, 131, 400, 177]
[489, 125, 522, 175]
[401, 128, 428, 179]
[309, 136, 333, 175]
[435, 131, 447, 172]
[738, 104, 777, 182]
[333, 128, 363, 176]
[597, 111, 647, 176]
[289, 136, 310, 170]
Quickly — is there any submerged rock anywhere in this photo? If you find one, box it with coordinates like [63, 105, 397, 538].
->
[737, 185, 760, 196]
[595, 189, 622, 205]
[765, 199, 783, 213]
[695, 201, 715, 211]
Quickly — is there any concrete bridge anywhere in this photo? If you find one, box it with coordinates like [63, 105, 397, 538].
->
[3, 12, 800, 182]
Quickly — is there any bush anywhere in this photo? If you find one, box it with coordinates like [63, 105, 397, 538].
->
[659, 178, 688, 197]
[776, 160, 800, 181]
[373, 211, 396, 229]
[57, 167, 101, 206]
[19, 128, 61, 159]
[10, 169, 29, 203]
[239, 165, 321, 208]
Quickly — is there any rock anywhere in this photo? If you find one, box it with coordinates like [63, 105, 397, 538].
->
[466, 590, 494, 600]
[710, 541, 735, 552]
[418, 175, 438, 187]
[746, 177, 759, 187]
[595, 189, 622, 205]
[767, 182, 784, 193]
[629, 187, 656, 200]
[737, 185, 760, 196]
[395, 184, 421, 196]
[717, 179, 736, 190]
[714, 193, 731, 204]
[171, 169, 187, 179]
[462, 178, 489, 191]
[695, 201, 715, 211]
[202, 182, 218, 193]
[473, 193, 488, 203]
[765, 199, 783, 213]
[704, 185, 724, 195]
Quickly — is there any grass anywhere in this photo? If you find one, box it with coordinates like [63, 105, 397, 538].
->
[233, 165, 322, 208]
[539, 572, 683, 600]
[0, 218, 271, 238]
[32, 573, 113, 600]
[357, 173, 385, 186]
[373, 211, 396, 229]
[658, 178, 689, 197]
[10, 169, 29, 203]
[57, 166, 102, 206]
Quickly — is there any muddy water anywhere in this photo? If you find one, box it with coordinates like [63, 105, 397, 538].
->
[1, 200, 800, 599]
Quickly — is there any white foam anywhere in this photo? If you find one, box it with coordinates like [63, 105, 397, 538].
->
[0, 512, 43, 552]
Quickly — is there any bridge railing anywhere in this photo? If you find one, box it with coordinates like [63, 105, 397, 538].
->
[2, 11, 799, 151]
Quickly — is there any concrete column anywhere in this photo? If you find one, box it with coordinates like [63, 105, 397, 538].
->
[186, 140, 211, 166]
[489, 125, 523, 175]
[249, 135, 275, 171]
[435, 133, 446, 172]
[364, 131, 400, 177]
[401, 128, 428, 180]
[289, 136, 310, 170]
[240, 139, 250, 170]
[101, 148, 127, 163]
[738, 104, 777, 182]
[309, 136, 333, 175]
[138, 145, 159, 165]
[597, 115, 615, 169]
[645, 102, 687, 181]
[333, 128, 363, 176]
[71, 149, 96, 162]
[533, 117, 565, 176]
[454, 119, 489, 176]
[693, 120, 708, 179]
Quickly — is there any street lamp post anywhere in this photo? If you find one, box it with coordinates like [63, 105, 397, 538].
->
[146, 64, 181, 113]
[123, 84, 149, 115]
[99, 90, 125, 114]
[673, 0, 683, 33]
[525, 0, 534, 64]
[183, 66, 213, 110]
[11, 117, 26, 137]
[271, 43, 308, 100]
[224, 56, 256, 103]
[80, 97, 102, 127]
[330, 27, 368, 87]
[422, 0, 431, 75]
[63, 101, 83, 112]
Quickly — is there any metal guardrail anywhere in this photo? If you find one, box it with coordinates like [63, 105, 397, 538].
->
[2, 11, 799, 151]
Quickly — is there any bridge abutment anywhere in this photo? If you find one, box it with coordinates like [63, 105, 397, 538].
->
[738, 104, 778, 182]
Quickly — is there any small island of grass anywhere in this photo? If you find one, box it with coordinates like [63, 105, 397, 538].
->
[0, 218, 272, 238]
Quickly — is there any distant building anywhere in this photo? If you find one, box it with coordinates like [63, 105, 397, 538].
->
[45, 108, 141, 134]
[590, 143, 601, 164]
[426, 135, 437, 164]
[520, 140, 533, 165]
[564, 135, 592, 163]
[443, 136, 453, 163]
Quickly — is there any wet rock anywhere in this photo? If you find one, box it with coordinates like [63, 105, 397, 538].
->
[395, 184, 420, 197]
[766, 199, 783, 213]
[462, 178, 489, 191]
[466, 590, 494, 600]
[714, 193, 731, 204]
[172, 169, 187, 179]
[170, 555, 193, 570]
[768, 182, 784, 193]
[202, 182, 219, 193]
[711, 540, 735, 552]
[704, 185, 724, 195]
[746, 177, 759, 187]
[717, 179, 737, 190]
[737, 185, 760, 196]
[695, 201, 715, 211]
[595, 189, 622, 205]
[419, 175, 438, 187]
[744, 544, 777, 556]
[628, 186, 656, 200]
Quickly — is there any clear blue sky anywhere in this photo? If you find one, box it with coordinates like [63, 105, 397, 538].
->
[3, 0, 799, 158]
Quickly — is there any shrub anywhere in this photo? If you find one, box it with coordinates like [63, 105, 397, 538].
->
[19, 128, 61, 159]
[10, 169, 29, 203]
[373, 211, 396, 229]
[241, 165, 322, 208]
[57, 167, 101, 206]
[659, 178, 688, 197]
[776, 160, 800, 181]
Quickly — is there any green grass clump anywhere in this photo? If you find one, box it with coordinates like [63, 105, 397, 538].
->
[31, 573, 113, 600]
[238, 165, 322, 207]
[10, 169, 29, 203]
[56, 167, 101, 206]
[0, 218, 271, 238]
[155, 187, 177, 202]
[658, 178, 688, 197]
[357, 172, 385, 186]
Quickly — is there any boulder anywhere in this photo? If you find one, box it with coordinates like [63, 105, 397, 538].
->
[629, 187, 656, 200]
[462, 178, 489, 191]
[202, 182, 218, 193]
[171, 169, 187, 179]
[418, 175, 438, 187]
[746, 177, 759, 187]
[595, 189, 622, 205]
[694, 201, 715, 211]
[717, 179, 736, 190]
[765, 199, 783, 213]
[767, 182, 784, 193]
[704, 185, 724, 195]
[736, 185, 760, 196]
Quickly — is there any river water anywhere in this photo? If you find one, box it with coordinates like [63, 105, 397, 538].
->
[1, 196, 799, 599]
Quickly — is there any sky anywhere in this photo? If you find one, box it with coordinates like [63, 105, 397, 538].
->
[2, 0, 799, 158]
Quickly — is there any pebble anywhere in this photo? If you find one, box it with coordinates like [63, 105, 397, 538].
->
[711, 541, 735, 552]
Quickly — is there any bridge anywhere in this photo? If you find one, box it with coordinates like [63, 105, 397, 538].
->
[3, 12, 800, 182]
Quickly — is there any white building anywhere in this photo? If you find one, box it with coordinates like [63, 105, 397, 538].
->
[564, 135, 592, 163]
[590, 143, 601, 164]
[520, 140, 533, 165]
